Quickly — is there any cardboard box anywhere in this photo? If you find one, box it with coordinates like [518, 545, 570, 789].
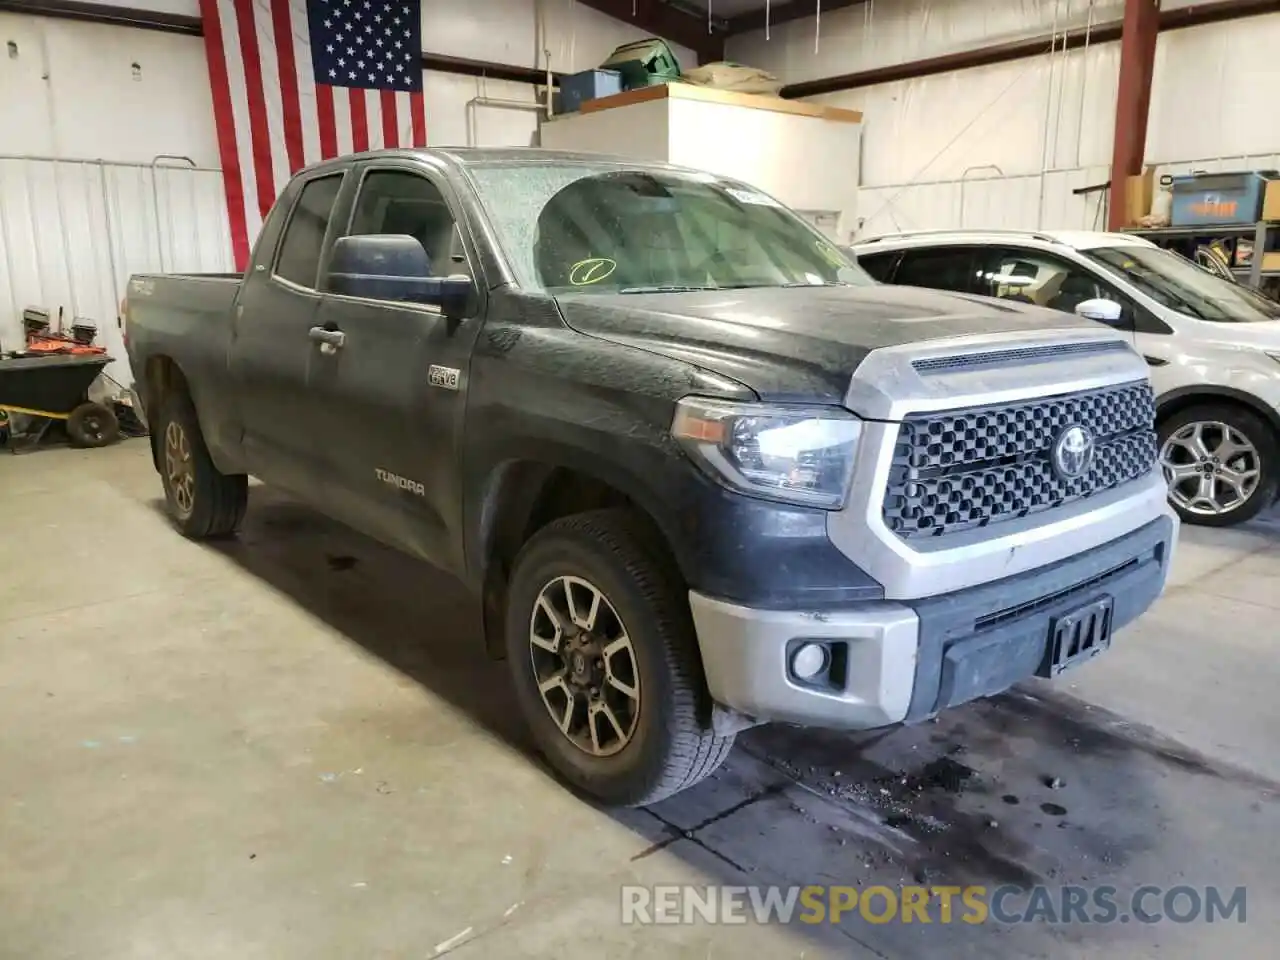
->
[1124, 166, 1156, 226]
[1262, 251, 1280, 272]
[1264, 180, 1280, 222]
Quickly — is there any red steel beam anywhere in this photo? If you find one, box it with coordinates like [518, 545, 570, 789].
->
[1108, 0, 1160, 230]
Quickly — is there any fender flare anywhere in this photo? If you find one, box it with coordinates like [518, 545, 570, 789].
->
[1155, 384, 1280, 436]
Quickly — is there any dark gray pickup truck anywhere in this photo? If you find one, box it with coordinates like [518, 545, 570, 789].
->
[124, 147, 1177, 806]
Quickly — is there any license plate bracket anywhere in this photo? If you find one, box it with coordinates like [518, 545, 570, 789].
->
[1040, 595, 1115, 678]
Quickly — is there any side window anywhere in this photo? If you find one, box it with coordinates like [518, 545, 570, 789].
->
[978, 248, 1134, 328]
[856, 251, 901, 283]
[894, 247, 979, 293]
[275, 175, 343, 288]
[347, 170, 469, 279]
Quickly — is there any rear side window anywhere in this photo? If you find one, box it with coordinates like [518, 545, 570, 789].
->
[855, 251, 900, 282]
[894, 247, 979, 293]
[275, 175, 344, 288]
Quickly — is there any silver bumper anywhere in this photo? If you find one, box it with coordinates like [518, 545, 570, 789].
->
[689, 593, 920, 728]
[689, 513, 1176, 730]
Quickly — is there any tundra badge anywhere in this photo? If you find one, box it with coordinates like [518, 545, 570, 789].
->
[428, 365, 461, 390]
[375, 468, 426, 496]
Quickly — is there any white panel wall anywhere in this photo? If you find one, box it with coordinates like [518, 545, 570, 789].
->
[729, 0, 1280, 240]
[729, 0, 1126, 87]
[0, 159, 233, 382]
[0, 0, 696, 383]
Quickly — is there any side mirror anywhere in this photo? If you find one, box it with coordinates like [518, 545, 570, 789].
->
[1074, 297, 1123, 323]
[327, 235, 473, 315]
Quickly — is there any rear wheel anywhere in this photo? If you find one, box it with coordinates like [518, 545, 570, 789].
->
[66, 402, 120, 448]
[1158, 403, 1279, 526]
[504, 508, 734, 807]
[156, 391, 248, 538]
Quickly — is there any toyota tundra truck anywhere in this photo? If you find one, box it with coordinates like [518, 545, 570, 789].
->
[123, 148, 1177, 807]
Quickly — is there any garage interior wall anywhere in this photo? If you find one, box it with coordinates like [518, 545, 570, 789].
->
[0, 0, 694, 378]
[728, 0, 1280, 240]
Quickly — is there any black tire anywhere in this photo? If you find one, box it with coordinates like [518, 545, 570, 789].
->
[66, 402, 120, 448]
[504, 508, 734, 807]
[155, 390, 248, 538]
[1158, 403, 1280, 527]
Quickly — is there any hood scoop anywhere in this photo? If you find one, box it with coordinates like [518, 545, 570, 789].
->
[911, 338, 1130, 374]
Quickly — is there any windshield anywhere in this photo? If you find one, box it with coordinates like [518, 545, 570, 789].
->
[466, 162, 870, 294]
[1083, 245, 1280, 322]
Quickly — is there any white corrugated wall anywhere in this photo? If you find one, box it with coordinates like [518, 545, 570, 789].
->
[729, 0, 1280, 240]
[0, 0, 697, 386]
[0, 158, 234, 385]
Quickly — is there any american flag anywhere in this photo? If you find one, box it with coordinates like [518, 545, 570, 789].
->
[199, 0, 428, 270]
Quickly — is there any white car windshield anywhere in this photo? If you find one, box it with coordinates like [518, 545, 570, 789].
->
[466, 161, 869, 294]
[1083, 245, 1280, 322]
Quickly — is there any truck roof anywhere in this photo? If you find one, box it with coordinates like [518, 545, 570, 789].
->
[299, 146, 699, 177]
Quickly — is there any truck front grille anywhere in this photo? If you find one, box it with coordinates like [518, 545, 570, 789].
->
[882, 380, 1157, 539]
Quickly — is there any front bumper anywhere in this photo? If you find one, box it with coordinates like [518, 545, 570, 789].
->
[689, 515, 1176, 729]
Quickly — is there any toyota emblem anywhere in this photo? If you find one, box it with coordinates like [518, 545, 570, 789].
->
[1051, 425, 1095, 480]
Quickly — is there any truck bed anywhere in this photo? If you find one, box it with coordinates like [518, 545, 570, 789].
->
[125, 272, 242, 428]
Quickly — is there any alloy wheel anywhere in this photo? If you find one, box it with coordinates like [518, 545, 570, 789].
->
[164, 420, 196, 518]
[1159, 420, 1261, 517]
[528, 575, 641, 758]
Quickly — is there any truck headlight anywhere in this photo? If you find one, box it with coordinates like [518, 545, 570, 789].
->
[671, 398, 862, 509]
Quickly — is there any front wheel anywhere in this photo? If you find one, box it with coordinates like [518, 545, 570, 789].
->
[504, 509, 734, 807]
[1158, 403, 1279, 526]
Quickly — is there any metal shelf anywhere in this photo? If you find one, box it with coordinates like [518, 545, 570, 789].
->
[1125, 220, 1279, 291]
[1124, 223, 1266, 240]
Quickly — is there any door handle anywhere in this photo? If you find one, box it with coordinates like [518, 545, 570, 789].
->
[309, 326, 346, 349]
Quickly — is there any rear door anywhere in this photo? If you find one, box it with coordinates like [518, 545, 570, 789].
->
[230, 171, 345, 500]
[308, 161, 484, 572]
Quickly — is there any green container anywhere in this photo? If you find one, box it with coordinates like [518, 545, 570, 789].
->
[600, 38, 682, 89]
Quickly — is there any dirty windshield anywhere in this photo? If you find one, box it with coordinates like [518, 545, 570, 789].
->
[466, 162, 867, 294]
[1084, 245, 1280, 322]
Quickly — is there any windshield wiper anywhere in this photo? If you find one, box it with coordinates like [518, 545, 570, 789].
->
[618, 285, 717, 294]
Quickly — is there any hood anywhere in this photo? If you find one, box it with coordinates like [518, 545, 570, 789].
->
[1181, 316, 1280, 352]
[555, 284, 1101, 404]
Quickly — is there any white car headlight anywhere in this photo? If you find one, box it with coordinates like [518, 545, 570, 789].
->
[671, 397, 863, 509]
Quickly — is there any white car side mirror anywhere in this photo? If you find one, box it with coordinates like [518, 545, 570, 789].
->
[1074, 298, 1123, 323]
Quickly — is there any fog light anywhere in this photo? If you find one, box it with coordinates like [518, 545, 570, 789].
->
[790, 642, 830, 681]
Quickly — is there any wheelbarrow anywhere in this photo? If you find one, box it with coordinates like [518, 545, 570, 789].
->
[0, 354, 121, 453]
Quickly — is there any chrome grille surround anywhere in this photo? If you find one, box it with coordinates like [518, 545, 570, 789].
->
[826, 327, 1174, 602]
[883, 381, 1157, 539]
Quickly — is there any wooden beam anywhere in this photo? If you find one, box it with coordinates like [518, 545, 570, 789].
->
[577, 80, 863, 123]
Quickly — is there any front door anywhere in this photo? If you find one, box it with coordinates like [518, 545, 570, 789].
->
[975, 247, 1141, 338]
[230, 171, 345, 501]
[307, 163, 483, 573]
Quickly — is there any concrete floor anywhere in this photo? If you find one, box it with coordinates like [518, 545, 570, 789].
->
[2, 440, 1278, 959]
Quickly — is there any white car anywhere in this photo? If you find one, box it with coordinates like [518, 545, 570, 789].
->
[850, 229, 1280, 527]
